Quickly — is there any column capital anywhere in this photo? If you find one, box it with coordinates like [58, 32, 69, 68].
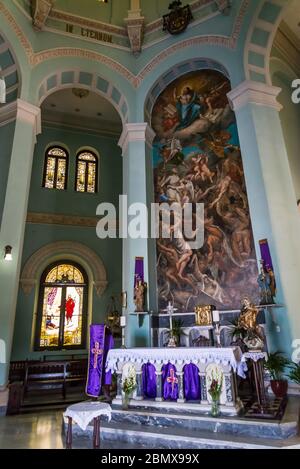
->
[227, 81, 283, 112]
[16, 99, 41, 136]
[118, 123, 156, 156]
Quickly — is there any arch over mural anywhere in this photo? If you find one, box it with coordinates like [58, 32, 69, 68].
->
[244, 0, 291, 85]
[37, 69, 129, 124]
[20, 241, 108, 297]
[144, 58, 230, 124]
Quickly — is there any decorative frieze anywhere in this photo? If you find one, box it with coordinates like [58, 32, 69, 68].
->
[31, 0, 54, 31]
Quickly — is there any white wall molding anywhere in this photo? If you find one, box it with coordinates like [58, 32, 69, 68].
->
[227, 80, 283, 112]
[16, 99, 41, 136]
[118, 123, 156, 156]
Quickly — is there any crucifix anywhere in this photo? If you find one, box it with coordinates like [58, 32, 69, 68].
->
[167, 368, 178, 393]
[162, 301, 178, 330]
[91, 341, 103, 369]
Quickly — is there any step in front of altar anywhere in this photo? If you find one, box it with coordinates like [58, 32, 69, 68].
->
[65, 398, 300, 449]
[67, 419, 300, 450]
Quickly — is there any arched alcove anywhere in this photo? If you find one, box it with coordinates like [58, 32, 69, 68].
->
[20, 241, 108, 297]
[149, 66, 259, 315]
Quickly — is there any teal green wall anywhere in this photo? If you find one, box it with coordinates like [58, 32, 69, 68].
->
[0, 122, 15, 226]
[11, 124, 123, 361]
[273, 73, 300, 201]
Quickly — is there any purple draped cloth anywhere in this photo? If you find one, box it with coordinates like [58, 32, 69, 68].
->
[162, 363, 178, 400]
[142, 363, 157, 398]
[103, 331, 114, 386]
[134, 257, 144, 286]
[259, 239, 274, 270]
[86, 325, 113, 397]
[183, 364, 200, 400]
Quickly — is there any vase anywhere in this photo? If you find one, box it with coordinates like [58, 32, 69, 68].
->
[211, 400, 220, 418]
[122, 393, 131, 410]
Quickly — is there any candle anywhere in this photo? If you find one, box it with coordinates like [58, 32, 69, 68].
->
[120, 316, 126, 327]
[213, 311, 220, 323]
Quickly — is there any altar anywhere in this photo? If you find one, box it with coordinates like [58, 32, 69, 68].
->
[106, 347, 247, 415]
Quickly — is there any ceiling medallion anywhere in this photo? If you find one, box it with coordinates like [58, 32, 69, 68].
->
[163, 1, 193, 36]
[72, 88, 90, 99]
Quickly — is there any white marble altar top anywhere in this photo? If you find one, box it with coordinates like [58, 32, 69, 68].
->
[106, 347, 246, 378]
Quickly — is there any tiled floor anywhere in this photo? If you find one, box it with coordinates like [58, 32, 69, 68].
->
[0, 411, 136, 449]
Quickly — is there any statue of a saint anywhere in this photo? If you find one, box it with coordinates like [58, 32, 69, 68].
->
[257, 260, 275, 305]
[238, 297, 264, 351]
[134, 281, 146, 312]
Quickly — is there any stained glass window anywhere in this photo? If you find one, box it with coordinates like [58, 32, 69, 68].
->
[36, 262, 88, 351]
[76, 151, 98, 193]
[43, 146, 68, 190]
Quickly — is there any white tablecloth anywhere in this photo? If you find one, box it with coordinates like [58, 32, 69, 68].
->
[64, 402, 111, 431]
[106, 347, 247, 378]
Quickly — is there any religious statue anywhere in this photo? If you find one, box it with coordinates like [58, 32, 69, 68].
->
[238, 297, 264, 351]
[257, 260, 276, 305]
[134, 280, 147, 312]
[195, 305, 214, 327]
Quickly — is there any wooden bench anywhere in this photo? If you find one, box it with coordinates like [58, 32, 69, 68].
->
[23, 360, 88, 399]
[7, 359, 88, 414]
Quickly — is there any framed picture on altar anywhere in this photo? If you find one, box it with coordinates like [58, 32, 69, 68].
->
[194, 305, 215, 327]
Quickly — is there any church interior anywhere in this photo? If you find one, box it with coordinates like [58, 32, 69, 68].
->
[0, 0, 300, 451]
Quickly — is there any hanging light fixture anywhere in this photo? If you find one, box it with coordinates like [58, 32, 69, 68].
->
[97, 0, 108, 3]
[0, 67, 6, 104]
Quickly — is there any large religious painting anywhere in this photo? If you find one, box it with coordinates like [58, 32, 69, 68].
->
[152, 70, 258, 312]
[35, 262, 88, 350]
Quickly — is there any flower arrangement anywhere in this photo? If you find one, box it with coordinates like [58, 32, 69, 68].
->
[122, 366, 137, 396]
[208, 371, 223, 402]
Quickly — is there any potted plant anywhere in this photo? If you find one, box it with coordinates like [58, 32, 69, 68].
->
[208, 371, 223, 417]
[264, 352, 290, 398]
[288, 362, 300, 386]
[122, 366, 136, 410]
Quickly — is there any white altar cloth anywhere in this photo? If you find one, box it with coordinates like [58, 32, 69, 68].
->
[106, 347, 247, 378]
[64, 402, 111, 431]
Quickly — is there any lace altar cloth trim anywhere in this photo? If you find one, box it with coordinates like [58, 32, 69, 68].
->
[64, 402, 112, 431]
[106, 347, 247, 378]
[242, 352, 268, 362]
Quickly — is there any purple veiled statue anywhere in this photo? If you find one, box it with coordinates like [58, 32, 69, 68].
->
[142, 363, 157, 398]
[162, 363, 178, 400]
[183, 364, 200, 400]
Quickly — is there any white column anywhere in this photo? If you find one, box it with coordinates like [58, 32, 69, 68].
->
[118, 123, 156, 348]
[228, 81, 300, 356]
[0, 100, 41, 402]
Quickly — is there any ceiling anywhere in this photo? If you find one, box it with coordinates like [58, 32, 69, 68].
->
[282, 0, 300, 44]
[52, 0, 174, 26]
[41, 88, 122, 135]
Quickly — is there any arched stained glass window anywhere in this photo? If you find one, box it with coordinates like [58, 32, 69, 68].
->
[43, 146, 68, 190]
[75, 150, 98, 193]
[35, 261, 88, 351]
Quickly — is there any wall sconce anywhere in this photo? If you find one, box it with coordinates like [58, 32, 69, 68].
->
[4, 245, 12, 261]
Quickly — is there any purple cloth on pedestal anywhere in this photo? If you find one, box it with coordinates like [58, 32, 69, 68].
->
[103, 332, 114, 386]
[162, 363, 178, 401]
[142, 363, 157, 398]
[85, 325, 113, 397]
[183, 364, 200, 400]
